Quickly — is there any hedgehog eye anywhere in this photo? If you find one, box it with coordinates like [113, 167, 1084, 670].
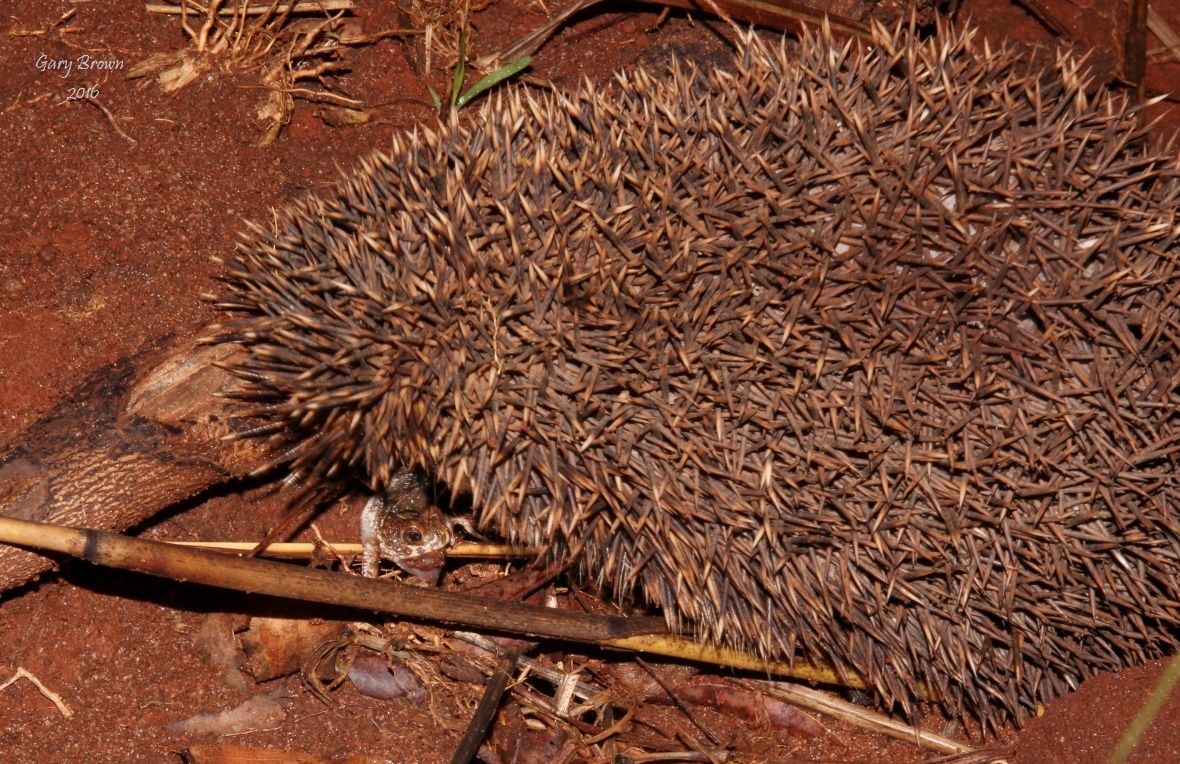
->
[404, 529, 423, 544]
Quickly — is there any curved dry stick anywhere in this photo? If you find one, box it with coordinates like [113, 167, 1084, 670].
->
[0, 515, 665, 641]
[486, 0, 872, 69]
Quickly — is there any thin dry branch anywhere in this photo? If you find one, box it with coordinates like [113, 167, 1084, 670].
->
[0, 668, 74, 719]
[165, 539, 537, 558]
[84, 96, 137, 144]
[751, 680, 973, 756]
[450, 647, 520, 764]
[1148, 6, 1180, 63]
[145, 0, 354, 14]
[0, 516, 664, 642]
[483, 0, 872, 69]
[602, 634, 872, 691]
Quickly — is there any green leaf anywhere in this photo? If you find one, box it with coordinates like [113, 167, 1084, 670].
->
[428, 85, 441, 112]
[455, 55, 533, 110]
[450, 27, 467, 108]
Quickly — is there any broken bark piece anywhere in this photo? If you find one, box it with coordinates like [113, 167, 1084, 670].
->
[0, 336, 281, 592]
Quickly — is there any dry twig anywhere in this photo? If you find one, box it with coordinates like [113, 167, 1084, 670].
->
[0, 667, 74, 719]
[84, 96, 137, 144]
[166, 539, 536, 559]
[637, 658, 722, 747]
[750, 680, 971, 755]
[145, 1, 354, 14]
[450, 647, 520, 764]
[1147, 6, 1180, 62]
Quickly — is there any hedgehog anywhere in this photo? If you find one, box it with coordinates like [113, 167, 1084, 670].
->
[207, 20, 1180, 728]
